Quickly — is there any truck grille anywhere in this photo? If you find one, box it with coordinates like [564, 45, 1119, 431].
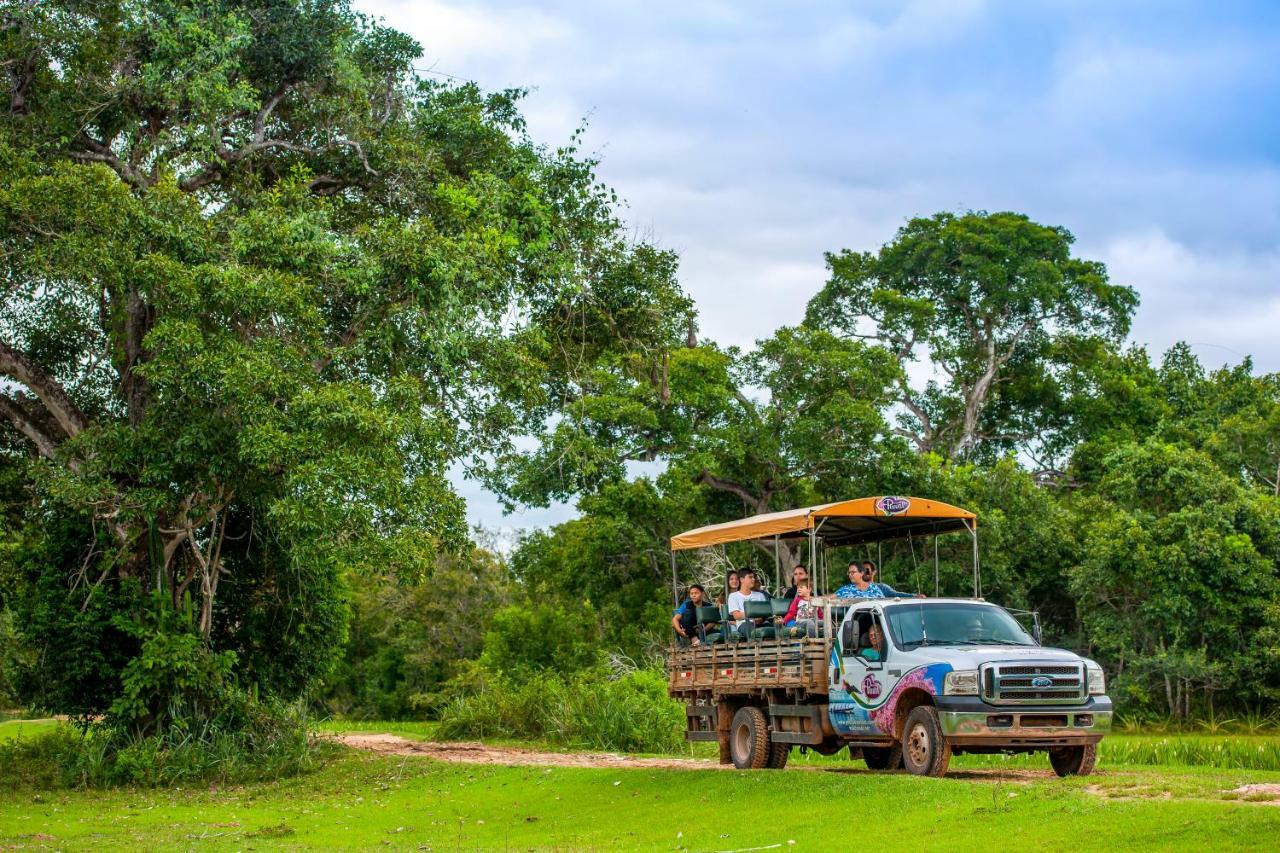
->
[981, 661, 1086, 705]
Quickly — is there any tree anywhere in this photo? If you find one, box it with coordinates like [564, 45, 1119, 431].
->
[806, 211, 1138, 460]
[0, 0, 687, 714]
[1068, 440, 1280, 716]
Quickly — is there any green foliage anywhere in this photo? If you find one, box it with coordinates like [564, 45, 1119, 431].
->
[1069, 440, 1280, 716]
[0, 706, 324, 789]
[436, 667, 686, 754]
[807, 210, 1138, 460]
[1, 0, 690, 736]
[478, 604, 603, 684]
[320, 547, 510, 719]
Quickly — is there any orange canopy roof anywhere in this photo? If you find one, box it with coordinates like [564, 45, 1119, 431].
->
[669, 496, 975, 551]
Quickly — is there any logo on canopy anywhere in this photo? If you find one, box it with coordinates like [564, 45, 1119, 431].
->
[875, 496, 911, 516]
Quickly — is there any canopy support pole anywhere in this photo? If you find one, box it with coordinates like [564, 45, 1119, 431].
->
[670, 550, 679, 606]
[774, 535, 781, 594]
[933, 530, 940, 597]
[963, 519, 981, 598]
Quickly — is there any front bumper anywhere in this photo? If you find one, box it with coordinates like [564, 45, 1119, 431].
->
[936, 696, 1112, 747]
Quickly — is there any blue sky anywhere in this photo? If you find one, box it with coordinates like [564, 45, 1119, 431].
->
[359, 0, 1280, 535]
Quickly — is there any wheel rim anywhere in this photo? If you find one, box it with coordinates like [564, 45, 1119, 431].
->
[907, 722, 930, 766]
[733, 722, 751, 761]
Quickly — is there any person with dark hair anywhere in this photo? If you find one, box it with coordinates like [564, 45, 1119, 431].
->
[715, 570, 740, 606]
[862, 560, 924, 599]
[672, 584, 708, 646]
[836, 561, 919, 599]
[727, 570, 768, 641]
[781, 565, 819, 599]
[782, 582, 823, 638]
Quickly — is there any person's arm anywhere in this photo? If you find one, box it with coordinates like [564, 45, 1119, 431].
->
[728, 593, 746, 621]
[877, 582, 921, 599]
[783, 598, 801, 625]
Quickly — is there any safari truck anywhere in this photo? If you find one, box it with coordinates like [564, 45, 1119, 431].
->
[665, 496, 1112, 778]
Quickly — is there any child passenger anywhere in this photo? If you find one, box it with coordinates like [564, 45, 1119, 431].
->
[783, 583, 822, 638]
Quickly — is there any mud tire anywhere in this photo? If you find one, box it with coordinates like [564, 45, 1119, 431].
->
[729, 706, 770, 770]
[901, 705, 951, 777]
[1049, 744, 1097, 777]
[862, 744, 903, 771]
[765, 740, 790, 769]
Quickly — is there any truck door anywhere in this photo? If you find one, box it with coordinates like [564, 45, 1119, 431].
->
[827, 606, 902, 737]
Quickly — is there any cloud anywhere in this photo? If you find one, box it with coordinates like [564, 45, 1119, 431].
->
[1100, 230, 1280, 369]
[355, 0, 1280, 530]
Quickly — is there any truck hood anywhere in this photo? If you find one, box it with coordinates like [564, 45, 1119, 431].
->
[911, 645, 1090, 670]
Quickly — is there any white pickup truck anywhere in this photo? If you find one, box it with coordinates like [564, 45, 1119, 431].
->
[665, 496, 1112, 777]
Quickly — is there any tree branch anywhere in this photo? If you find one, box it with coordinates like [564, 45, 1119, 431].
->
[0, 339, 89, 438]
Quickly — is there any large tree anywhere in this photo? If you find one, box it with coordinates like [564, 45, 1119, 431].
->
[806, 211, 1138, 461]
[0, 0, 687, 709]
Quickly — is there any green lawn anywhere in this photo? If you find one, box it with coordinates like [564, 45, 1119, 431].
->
[4, 721, 1280, 849]
[2, 745, 1280, 849]
[0, 718, 58, 743]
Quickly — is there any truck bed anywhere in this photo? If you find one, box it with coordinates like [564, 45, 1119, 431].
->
[667, 637, 830, 697]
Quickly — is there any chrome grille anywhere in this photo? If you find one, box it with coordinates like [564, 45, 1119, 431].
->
[981, 661, 1086, 705]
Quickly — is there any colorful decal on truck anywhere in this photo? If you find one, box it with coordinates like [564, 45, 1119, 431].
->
[828, 663, 950, 736]
[874, 496, 911, 516]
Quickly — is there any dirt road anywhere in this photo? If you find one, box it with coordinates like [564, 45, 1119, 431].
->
[332, 733, 1066, 780]
[333, 733, 730, 771]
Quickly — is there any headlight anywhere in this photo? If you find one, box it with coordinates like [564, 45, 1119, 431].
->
[944, 670, 979, 695]
[1087, 667, 1106, 695]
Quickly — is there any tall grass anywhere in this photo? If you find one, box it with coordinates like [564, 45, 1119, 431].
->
[0, 705, 332, 789]
[437, 668, 688, 754]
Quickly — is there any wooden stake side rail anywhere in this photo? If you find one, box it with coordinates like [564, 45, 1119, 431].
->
[667, 638, 830, 696]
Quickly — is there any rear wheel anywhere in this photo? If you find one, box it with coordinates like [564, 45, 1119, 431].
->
[765, 740, 790, 769]
[1049, 744, 1097, 777]
[729, 706, 770, 770]
[901, 706, 951, 777]
[862, 744, 903, 771]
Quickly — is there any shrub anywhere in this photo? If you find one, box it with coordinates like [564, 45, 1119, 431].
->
[436, 666, 686, 754]
[0, 702, 327, 790]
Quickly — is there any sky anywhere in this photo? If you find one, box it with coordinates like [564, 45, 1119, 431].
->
[356, 0, 1280, 536]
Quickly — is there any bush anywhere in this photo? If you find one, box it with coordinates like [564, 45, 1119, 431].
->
[0, 608, 25, 708]
[436, 666, 686, 754]
[0, 702, 327, 789]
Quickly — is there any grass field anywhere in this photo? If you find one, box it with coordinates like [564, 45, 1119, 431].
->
[0, 718, 58, 743]
[3, 720, 1280, 850]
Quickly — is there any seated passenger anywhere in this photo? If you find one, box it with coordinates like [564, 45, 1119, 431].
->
[726, 570, 768, 641]
[671, 584, 707, 646]
[835, 562, 885, 599]
[783, 582, 823, 638]
[863, 560, 925, 599]
[714, 570, 740, 606]
[781, 565, 821, 598]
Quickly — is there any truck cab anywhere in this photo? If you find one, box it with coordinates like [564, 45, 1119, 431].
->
[828, 598, 1111, 775]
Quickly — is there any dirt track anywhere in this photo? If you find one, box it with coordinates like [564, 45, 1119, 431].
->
[333, 733, 1066, 780]
[333, 733, 730, 771]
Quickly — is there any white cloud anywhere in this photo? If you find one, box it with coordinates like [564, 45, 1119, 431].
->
[355, 0, 1280, 531]
[1100, 230, 1280, 369]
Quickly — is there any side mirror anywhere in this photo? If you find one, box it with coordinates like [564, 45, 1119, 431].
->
[1033, 623, 1043, 644]
[840, 620, 856, 650]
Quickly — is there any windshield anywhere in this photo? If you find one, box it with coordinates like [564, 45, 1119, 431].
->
[885, 602, 1035, 650]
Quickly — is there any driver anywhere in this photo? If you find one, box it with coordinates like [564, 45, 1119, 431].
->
[860, 622, 885, 661]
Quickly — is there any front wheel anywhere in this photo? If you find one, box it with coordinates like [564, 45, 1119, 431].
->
[862, 744, 903, 770]
[901, 706, 951, 777]
[1049, 744, 1097, 777]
